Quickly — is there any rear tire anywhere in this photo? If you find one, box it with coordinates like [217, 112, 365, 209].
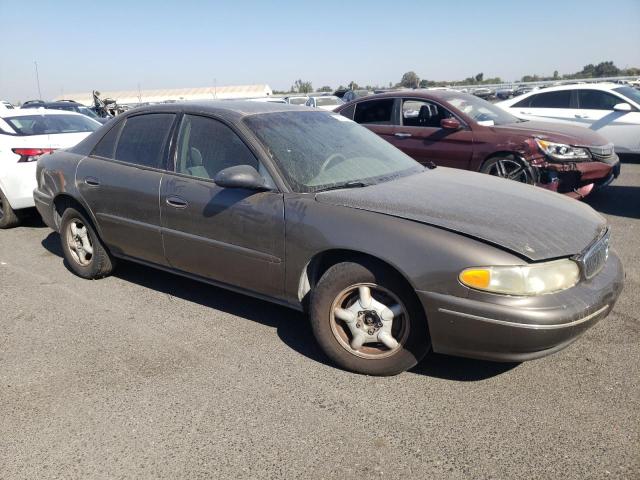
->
[60, 207, 115, 279]
[0, 188, 21, 229]
[310, 260, 430, 376]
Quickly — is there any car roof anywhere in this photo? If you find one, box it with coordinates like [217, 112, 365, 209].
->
[0, 108, 86, 118]
[348, 89, 468, 102]
[524, 82, 622, 93]
[124, 100, 317, 121]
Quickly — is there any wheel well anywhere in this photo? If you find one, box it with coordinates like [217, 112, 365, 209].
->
[52, 194, 89, 231]
[298, 249, 416, 308]
[480, 151, 521, 171]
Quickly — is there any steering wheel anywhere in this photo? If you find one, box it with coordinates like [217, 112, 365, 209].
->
[319, 153, 347, 174]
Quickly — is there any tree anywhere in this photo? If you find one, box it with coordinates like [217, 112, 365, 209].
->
[348, 81, 359, 90]
[292, 79, 313, 94]
[318, 85, 332, 92]
[475, 72, 484, 83]
[553, 70, 559, 79]
[419, 79, 430, 88]
[400, 71, 419, 88]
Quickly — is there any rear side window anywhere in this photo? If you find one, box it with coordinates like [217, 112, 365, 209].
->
[577, 90, 622, 110]
[92, 122, 123, 159]
[339, 103, 356, 120]
[354, 99, 395, 125]
[114, 114, 175, 169]
[513, 90, 571, 108]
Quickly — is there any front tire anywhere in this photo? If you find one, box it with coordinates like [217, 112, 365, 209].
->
[0, 188, 21, 229]
[310, 260, 430, 376]
[60, 207, 115, 279]
[480, 155, 538, 184]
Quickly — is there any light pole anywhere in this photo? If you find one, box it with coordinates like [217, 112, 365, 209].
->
[34, 61, 42, 99]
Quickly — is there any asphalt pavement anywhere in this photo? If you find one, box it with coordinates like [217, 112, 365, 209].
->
[1, 160, 638, 479]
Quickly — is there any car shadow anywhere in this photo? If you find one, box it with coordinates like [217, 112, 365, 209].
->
[586, 185, 640, 219]
[41, 231, 517, 381]
[618, 153, 640, 164]
[19, 210, 47, 228]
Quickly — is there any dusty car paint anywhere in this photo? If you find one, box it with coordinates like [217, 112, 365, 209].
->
[34, 102, 624, 362]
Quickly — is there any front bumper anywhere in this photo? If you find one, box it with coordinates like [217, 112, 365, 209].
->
[416, 250, 624, 362]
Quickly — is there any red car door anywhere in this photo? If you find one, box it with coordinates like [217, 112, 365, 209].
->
[351, 98, 400, 145]
[391, 98, 474, 170]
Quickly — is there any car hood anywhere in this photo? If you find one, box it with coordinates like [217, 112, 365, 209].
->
[493, 120, 610, 147]
[315, 168, 606, 261]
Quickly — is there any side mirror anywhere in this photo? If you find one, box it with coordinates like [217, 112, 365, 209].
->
[613, 102, 632, 112]
[441, 118, 461, 129]
[214, 165, 270, 191]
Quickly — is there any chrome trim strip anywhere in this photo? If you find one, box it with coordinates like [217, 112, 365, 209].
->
[437, 304, 609, 330]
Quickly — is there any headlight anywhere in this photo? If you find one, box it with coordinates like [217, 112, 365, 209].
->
[536, 138, 591, 161]
[459, 259, 580, 296]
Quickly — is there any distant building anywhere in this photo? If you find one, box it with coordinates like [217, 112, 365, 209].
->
[55, 84, 273, 105]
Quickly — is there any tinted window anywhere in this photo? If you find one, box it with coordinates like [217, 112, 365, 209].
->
[577, 90, 623, 110]
[175, 115, 257, 180]
[613, 86, 640, 106]
[354, 99, 395, 124]
[339, 103, 356, 120]
[114, 114, 174, 169]
[402, 99, 453, 127]
[527, 91, 571, 108]
[3, 114, 100, 135]
[92, 123, 123, 159]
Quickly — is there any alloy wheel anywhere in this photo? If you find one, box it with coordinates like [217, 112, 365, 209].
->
[488, 158, 534, 183]
[66, 219, 94, 266]
[330, 283, 409, 359]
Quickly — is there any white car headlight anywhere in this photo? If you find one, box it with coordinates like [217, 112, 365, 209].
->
[536, 138, 591, 161]
[459, 259, 580, 296]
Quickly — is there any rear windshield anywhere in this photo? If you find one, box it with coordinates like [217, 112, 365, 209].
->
[3, 114, 100, 135]
[288, 97, 307, 105]
[316, 97, 341, 106]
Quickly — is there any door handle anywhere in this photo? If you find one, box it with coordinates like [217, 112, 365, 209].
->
[166, 196, 188, 208]
[394, 132, 412, 138]
[520, 111, 532, 115]
[575, 114, 589, 119]
[84, 177, 100, 186]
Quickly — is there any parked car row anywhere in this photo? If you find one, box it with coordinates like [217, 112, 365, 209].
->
[0, 100, 624, 376]
[334, 90, 621, 198]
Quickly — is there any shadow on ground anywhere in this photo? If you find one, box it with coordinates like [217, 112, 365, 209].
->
[41, 231, 514, 381]
[586, 185, 640, 219]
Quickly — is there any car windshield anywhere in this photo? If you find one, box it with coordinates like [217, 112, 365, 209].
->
[447, 94, 522, 125]
[288, 97, 307, 105]
[614, 86, 640, 106]
[316, 97, 341, 106]
[245, 111, 423, 193]
[4, 114, 101, 135]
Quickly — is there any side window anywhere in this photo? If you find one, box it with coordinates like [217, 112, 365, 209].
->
[353, 99, 395, 125]
[528, 91, 572, 108]
[92, 122, 123, 159]
[339, 103, 356, 120]
[577, 90, 622, 110]
[114, 114, 175, 169]
[175, 115, 258, 180]
[402, 99, 453, 128]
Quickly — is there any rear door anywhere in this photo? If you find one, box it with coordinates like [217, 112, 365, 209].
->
[76, 113, 176, 265]
[391, 98, 473, 169]
[160, 114, 285, 297]
[352, 98, 399, 145]
[510, 90, 575, 125]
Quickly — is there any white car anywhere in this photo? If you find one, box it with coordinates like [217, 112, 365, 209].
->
[498, 83, 640, 154]
[284, 95, 309, 106]
[0, 109, 101, 228]
[305, 95, 344, 111]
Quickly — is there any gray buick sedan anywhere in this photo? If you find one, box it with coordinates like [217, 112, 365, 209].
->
[34, 102, 624, 375]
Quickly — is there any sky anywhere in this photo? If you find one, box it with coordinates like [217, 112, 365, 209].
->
[1, 0, 639, 103]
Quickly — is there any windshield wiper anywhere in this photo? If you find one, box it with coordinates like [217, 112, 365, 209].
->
[315, 181, 370, 192]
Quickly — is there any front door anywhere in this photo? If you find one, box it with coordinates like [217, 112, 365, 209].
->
[390, 98, 474, 169]
[160, 114, 285, 298]
[76, 113, 176, 265]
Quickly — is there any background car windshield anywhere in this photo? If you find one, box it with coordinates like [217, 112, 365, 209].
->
[245, 111, 423, 192]
[448, 94, 521, 125]
[316, 97, 341, 106]
[76, 106, 100, 119]
[614, 86, 640, 106]
[4, 114, 100, 135]
[289, 97, 307, 105]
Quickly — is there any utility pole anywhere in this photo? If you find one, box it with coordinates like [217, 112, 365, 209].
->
[34, 61, 42, 99]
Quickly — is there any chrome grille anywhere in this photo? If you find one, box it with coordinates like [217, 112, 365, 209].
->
[588, 144, 615, 162]
[579, 230, 610, 279]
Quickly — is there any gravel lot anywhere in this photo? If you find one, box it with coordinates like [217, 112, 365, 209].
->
[1, 160, 638, 480]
